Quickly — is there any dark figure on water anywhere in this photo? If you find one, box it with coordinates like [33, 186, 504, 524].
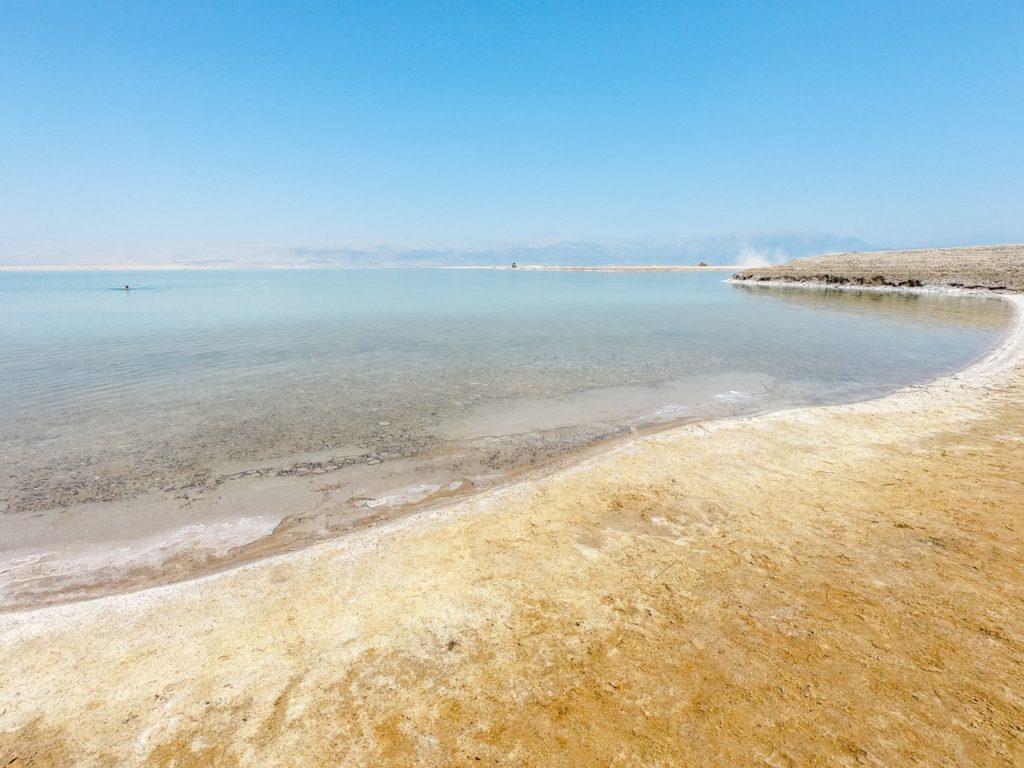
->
[124, 285, 130, 291]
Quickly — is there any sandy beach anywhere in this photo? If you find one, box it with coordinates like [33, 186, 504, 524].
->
[3, 253, 1024, 765]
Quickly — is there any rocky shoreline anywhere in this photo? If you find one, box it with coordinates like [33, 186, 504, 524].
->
[733, 243, 1024, 291]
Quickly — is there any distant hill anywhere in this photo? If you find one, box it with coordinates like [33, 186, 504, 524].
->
[0, 233, 875, 270]
[199, 234, 875, 269]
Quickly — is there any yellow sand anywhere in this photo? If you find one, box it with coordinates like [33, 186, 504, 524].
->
[2, 295, 1022, 767]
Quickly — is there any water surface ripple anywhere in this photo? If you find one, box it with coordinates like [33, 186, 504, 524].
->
[0, 269, 1010, 520]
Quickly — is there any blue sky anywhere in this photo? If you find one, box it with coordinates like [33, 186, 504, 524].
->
[1, 1, 1022, 263]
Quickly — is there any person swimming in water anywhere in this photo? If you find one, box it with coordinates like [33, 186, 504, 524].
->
[124, 284, 130, 291]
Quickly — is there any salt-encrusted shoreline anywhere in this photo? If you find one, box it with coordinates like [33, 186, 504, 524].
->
[1, 280, 1005, 613]
[2, 262, 1023, 765]
[3, 292, 1021, 630]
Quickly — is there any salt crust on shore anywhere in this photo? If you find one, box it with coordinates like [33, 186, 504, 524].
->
[2, 292, 1023, 766]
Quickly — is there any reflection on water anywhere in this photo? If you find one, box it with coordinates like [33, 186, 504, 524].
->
[0, 270, 1012, 518]
[732, 281, 1011, 331]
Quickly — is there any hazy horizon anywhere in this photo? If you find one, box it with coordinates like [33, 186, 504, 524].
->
[0, 232, 881, 269]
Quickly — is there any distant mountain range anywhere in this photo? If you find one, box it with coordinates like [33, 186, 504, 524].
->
[256, 234, 875, 269]
[1, 233, 875, 269]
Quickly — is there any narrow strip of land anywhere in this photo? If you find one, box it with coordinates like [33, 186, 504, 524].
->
[490, 264, 740, 271]
[733, 243, 1024, 290]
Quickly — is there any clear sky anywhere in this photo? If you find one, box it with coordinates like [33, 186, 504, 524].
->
[2, 1, 1022, 262]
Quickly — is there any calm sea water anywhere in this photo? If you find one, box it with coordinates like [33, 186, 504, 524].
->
[0, 269, 1012, 518]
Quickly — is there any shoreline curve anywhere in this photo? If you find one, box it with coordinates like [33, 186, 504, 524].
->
[2, 289, 1022, 766]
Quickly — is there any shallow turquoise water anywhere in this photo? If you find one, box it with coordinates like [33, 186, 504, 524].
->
[0, 269, 1011, 514]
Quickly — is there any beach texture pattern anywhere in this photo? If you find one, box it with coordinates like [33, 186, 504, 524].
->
[2, 276, 1023, 766]
[0, 292, 1019, 765]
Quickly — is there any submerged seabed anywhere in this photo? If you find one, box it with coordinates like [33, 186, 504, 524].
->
[0, 270, 1011, 606]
